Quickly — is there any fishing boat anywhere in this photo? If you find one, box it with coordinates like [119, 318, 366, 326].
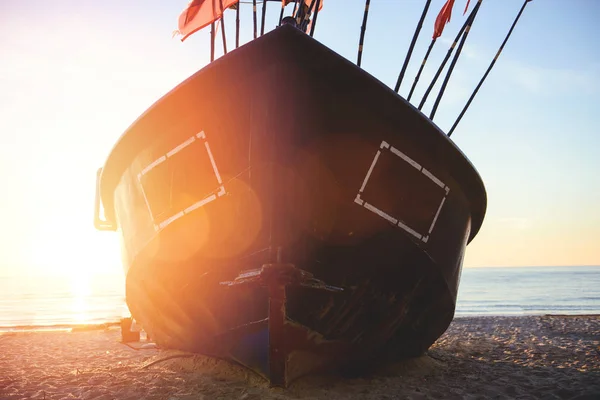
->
[94, 0, 532, 387]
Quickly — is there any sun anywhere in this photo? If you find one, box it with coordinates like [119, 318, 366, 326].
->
[27, 220, 123, 277]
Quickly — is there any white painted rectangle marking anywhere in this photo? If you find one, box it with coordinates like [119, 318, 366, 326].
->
[360, 150, 381, 193]
[167, 136, 195, 158]
[158, 211, 184, 230]
[397, 220, 423, 240]
[141, 155, 167, 176]
[184, 194, 217, 214]
[390, 146, 421, 171]
[364, 202, 398, 225]
[354, 141, 453, 243]
[428, 196, 446, 234]
[421, 168, 445, 189]
[204, 142, 223, 184]
[139, 185, 155, 223]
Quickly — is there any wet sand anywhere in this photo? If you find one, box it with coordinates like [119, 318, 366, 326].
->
[1, 315, 598, 399]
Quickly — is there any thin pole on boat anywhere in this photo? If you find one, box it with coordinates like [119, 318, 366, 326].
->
[356, 0, 371, 67]
[448, 0, 532, 137]
[236, 0, 240, 48]
[417, 0, 483, 111]
[394, 0, 432, 93]
[292, 0, 298, 17]
[260, 0, 268, 35]
[210, 22, 216, 61]
[219, 0, 228, 54]
[429, 3, 482, 120]
[406, 39, 435, 101]
[297, 0, 316, 32]
[278, 2, 285, 26]
[309, 0, 321, 36]
[253, 0, 258, 39]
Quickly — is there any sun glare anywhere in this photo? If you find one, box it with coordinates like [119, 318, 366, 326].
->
[70, 272, 92, 324]
[25, 222, 123, 277]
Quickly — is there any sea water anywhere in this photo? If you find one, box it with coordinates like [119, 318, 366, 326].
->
[0, 266, 598, 330]
[455, 266, 600, 316]
[0, 272, 128, 330]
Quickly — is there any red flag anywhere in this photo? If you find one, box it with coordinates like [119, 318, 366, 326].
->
[463, 0, 471, 14]
[177, 0, 239, 42]
[433, 0, 455, 39]
[433, 0, 473, 39]
[281, 0, 324, 11]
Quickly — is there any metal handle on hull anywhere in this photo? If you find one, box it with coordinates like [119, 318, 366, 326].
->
[94, 167, 117, 231]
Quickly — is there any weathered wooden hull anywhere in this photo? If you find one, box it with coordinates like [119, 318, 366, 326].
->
[97, 25, 486, 386]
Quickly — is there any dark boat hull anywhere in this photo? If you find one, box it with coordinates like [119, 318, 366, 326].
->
[97, 25, 486, 386]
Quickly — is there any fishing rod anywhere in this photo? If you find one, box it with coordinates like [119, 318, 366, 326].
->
[417, 0, 483, 111]
[260, 0, 268, 35]
[253, 0, 258, 39]
[429, 2, 482, 120]
[210, 22, 216, 61]
[219, 0, 228, 54]
[395, 0, 432, 93]
[406, 39, 435, 102]
[278, 2, 286, 26]
[236, 1, 240, 48]
[406, 0, 456, 102]
[448, 0, 532, 137]
[309, 0, 321, 36]
[296, 0, 317, 33]
[356, 0, 371, 67]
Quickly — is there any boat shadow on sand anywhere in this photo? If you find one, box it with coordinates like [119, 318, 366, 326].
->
[139, 316, 600, 399]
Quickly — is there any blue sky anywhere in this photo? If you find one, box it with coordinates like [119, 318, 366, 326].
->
[0, 0, 598, 275]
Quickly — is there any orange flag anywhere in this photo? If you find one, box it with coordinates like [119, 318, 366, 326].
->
[433, 0, 455, 39]
[433, 0, 473, 39]
[177, 0, 239, 42]
[463, 0, 471, 14]
[282, 0, 324, 11]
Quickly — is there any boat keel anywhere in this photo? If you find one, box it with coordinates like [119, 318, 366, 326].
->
[221, 262, 343, 387]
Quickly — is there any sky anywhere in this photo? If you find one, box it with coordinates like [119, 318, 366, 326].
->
[0, 0, 598, 277]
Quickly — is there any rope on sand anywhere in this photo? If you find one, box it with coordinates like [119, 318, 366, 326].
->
[140, 354, 196, 369]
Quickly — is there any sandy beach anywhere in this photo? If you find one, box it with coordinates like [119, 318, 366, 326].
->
[1, 315, 598, 399]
